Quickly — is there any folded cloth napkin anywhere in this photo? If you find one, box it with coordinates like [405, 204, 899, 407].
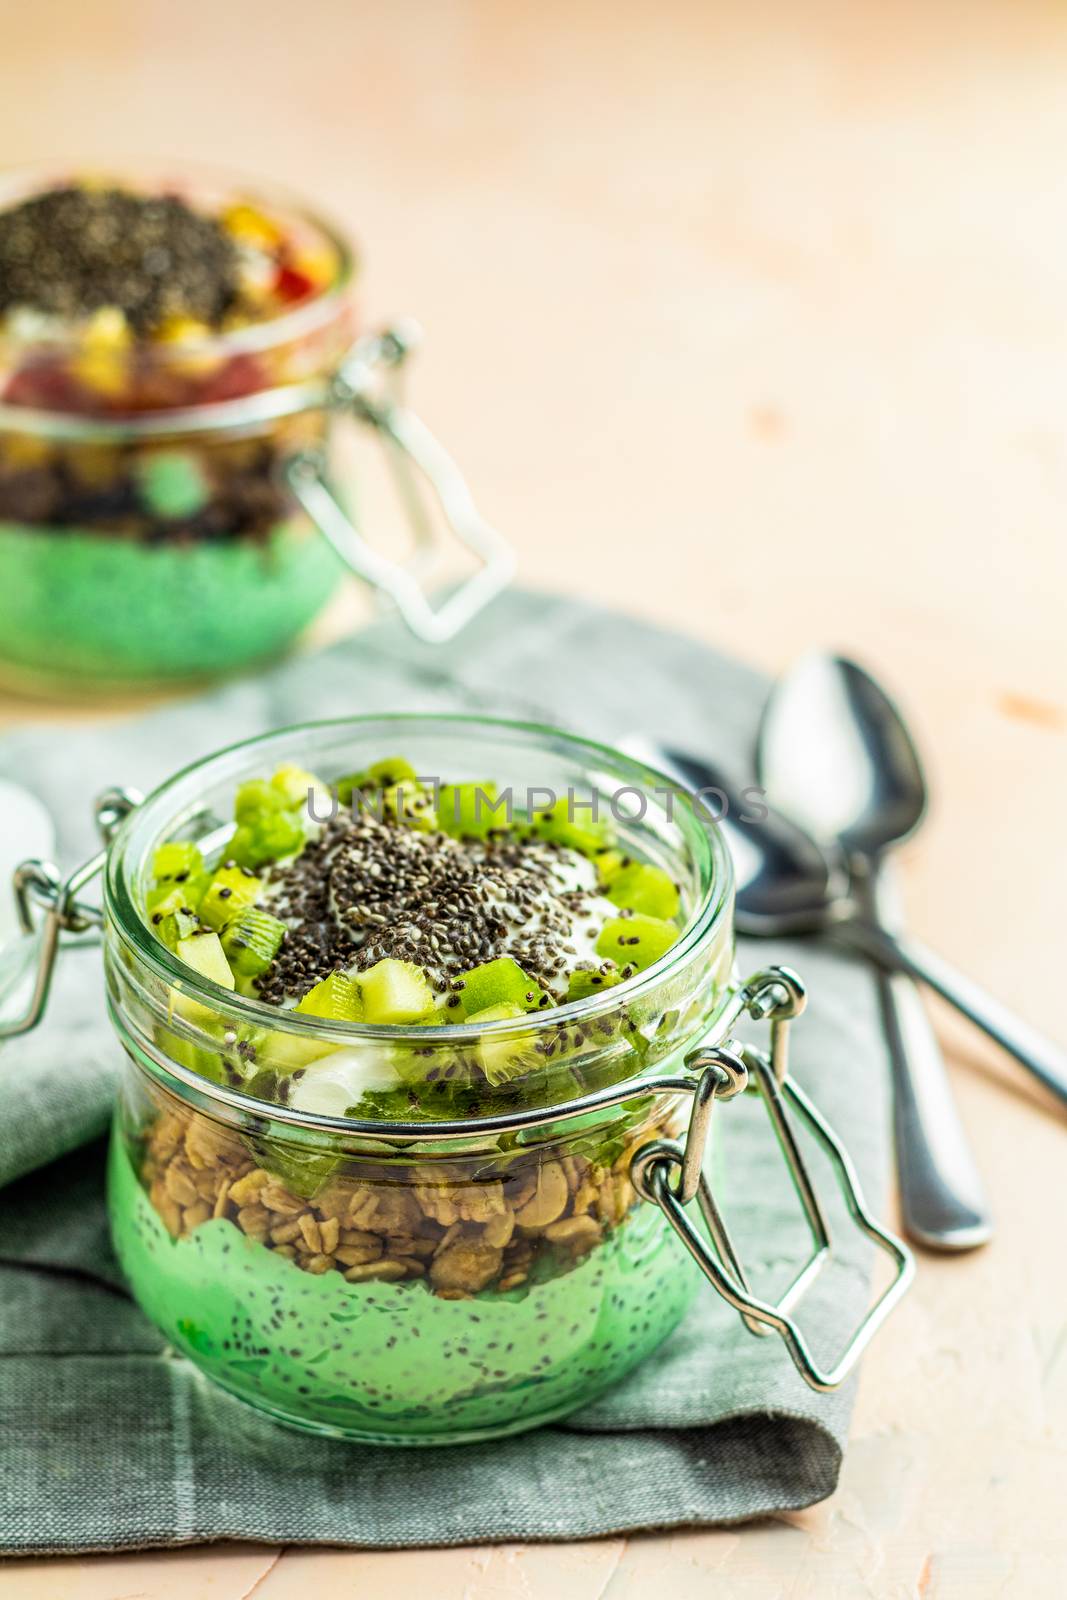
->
[0, 589, 892, 1555]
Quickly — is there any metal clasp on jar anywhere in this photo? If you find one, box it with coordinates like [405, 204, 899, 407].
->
[629, 968, 915, 1392]
[0, 786, 139, 1040]
[287, 323, 515, 644]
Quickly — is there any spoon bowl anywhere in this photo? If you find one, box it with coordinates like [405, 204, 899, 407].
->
[619, 736, 845, 934]
[756, 654, 926, 861]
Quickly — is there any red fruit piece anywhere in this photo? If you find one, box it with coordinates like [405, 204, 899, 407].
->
[4, 360, 89, 413]
[198, 353, 266, 403]
[274, 264, 314, 304]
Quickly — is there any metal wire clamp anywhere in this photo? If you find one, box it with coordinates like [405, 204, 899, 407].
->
[286, 323, 515, 643]
[629, 971, 915, 1391]
[0, 787, 141, 1041]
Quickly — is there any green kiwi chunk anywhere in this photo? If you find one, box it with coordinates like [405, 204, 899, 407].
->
[152, 841, 205, 880]
[155, 1022, 227, 1085]
[295, 972, 364, 1022]
[456, 957, 547, 1014]
[234, 779, 279, 823]
[221, 907, 287, 979]
[227, 811, 306, 869]
[358, 959, 435, 1023]
[380, 781, 438, 831]
[148, 874, 208, 916]
[594, 848, 628, 884]
[249, 1140, 342, 1201]
[176, 930, 236, 990]
[230, 772, 309, 867]
[270, 763, 325, 810]
[336, 756, 418, 804]
[146, 881, 194, 920]
[157, 906, 201, 953]
[606, 862, 680, 920]
[438, 781, 507, 840]
[147, 840, 208, 917]
[199, 865, 262, 930]
[529, 797, 607, 856]
[595, 914, 678, 973]
[566, 967, 623, 1002]
[466, 1002, 540, 1085]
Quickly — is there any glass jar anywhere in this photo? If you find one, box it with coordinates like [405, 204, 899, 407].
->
[0, 168, 510, 693]
[1, 716, 912, 1443]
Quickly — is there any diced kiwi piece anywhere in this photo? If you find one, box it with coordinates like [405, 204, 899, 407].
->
[566, 967, 623, 1002]
[257, 1027, 336, 1072]
[149, 872, 209, 915]
[157, 906, 201, 953]
[457, 957, 546, 1014]
[607, 863, 680, 920]
[155, 1022, 227, 1085]
[438, 781, 506, 840]
[221, 907, 287, 978]
[530, 797, 607, 856]
[147, 839, 208, 914]
[152, 841, 205, 880]
[146, 881, 192, 920]
[295, 972, 364, 1022]
[241, 1067, 285, 1103]
[336, 756, 418, 803]
[380, 781, 437, 832]
[227, 810, 306, 869]
[249, 1140, 341, 1200]
[466, 1003, 539, 1085]
[594, 848, 628, 885]
[358, 959, 435, 1024]
[595, 914, 677, 973]
[199, 865, 262, 930]
[270, 763, 325, 810]
[235, 778, 280, 823]
[176, 930, 236, 990]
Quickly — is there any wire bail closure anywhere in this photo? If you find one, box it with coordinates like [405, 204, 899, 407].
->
[629, 969, 915, 1392]
[286, 323, 515, 643]
[0, 800, 913, 1392]
[0, 786, 141, 1041]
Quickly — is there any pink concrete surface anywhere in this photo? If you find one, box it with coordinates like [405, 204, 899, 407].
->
[2, 1, 1066, 1594]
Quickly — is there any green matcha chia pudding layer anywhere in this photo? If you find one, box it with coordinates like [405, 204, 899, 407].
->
[0, 515, 340, 684]
[103, 717, 735, 1443]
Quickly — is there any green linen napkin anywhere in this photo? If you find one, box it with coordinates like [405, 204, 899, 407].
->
[0, 589, 892, 1554]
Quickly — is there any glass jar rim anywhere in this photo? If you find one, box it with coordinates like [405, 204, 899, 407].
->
[106, 711, 734, 1049]
[0, 159, 355, 437]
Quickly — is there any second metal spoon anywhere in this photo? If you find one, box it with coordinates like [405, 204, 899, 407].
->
[757, 656, 993, 1252]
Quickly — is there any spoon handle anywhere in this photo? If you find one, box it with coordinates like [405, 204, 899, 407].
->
[852, 920, 1067, 1110]
[854, 867, 993, 1251]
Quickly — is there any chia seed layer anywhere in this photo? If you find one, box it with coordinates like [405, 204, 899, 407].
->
[255, 810, 620, 1005]
[0, 186, 239, 333]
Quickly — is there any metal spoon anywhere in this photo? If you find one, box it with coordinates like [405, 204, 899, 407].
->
[756, 659, 994, 1251]
[634, 730, 1067, 1108]
[621, 738, 846, 933]
[755, 655, 1067, 1109]
[625, 734, 993, 1249]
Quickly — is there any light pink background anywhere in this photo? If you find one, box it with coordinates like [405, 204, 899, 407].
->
[3, 1, 1067, 1594]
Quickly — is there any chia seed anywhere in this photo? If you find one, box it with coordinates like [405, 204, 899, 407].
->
[0, 184, 240, 333]
[253, 811, 614, 1003]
